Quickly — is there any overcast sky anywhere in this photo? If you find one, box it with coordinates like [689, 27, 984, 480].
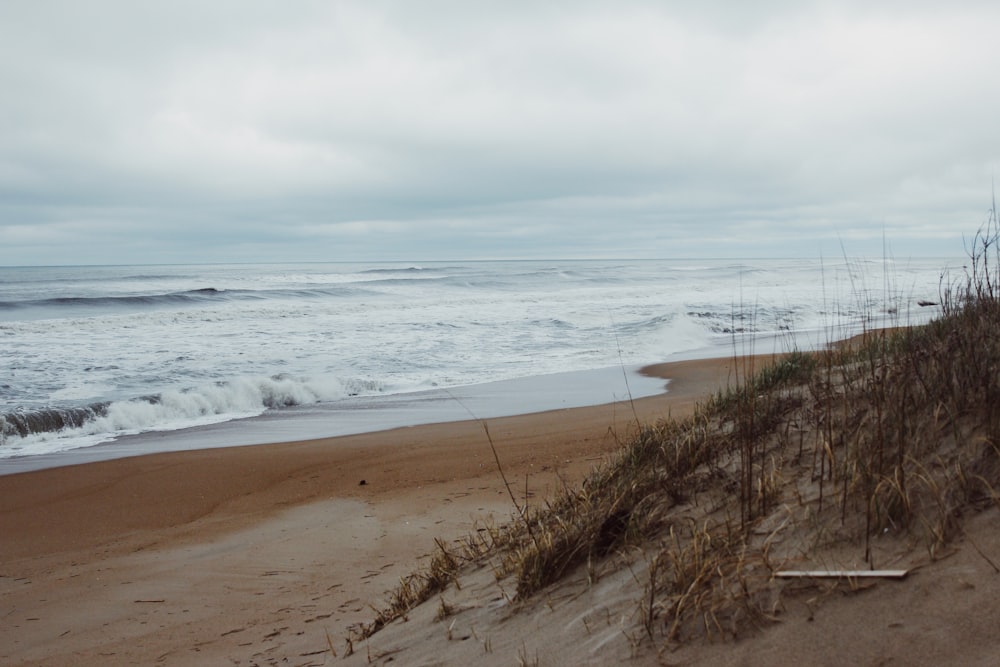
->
[1, 1, 997, 265]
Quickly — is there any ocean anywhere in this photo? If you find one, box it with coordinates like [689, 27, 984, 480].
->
[0, 258, 960, 471]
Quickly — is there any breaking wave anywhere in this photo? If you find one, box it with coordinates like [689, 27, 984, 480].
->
[0, 286, 377, 314]
[0, 374, 383, 457]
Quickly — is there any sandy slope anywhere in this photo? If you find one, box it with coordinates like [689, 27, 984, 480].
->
[6, 353, 994, 666]
[0, 358, 734, 666]
[340, 507, 1000, 667]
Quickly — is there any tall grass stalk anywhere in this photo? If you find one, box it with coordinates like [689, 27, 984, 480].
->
[356, 208, 1000, 650]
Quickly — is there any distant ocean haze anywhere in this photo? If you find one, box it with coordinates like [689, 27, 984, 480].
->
[0, 258, 957, 462]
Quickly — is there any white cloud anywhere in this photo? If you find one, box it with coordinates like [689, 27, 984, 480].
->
[0, 1, 998, 264]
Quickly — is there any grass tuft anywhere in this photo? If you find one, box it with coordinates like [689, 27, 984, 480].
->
[355, 206, 1000, 651]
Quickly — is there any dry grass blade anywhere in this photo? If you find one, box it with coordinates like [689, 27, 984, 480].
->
[354, 206, 1000, 655]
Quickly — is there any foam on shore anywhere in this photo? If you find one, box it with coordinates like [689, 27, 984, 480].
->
[0, 365, 669, 474]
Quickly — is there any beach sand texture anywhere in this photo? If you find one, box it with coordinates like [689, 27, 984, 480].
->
[2, 356, 998, 666]
[0, 358, 724, 665]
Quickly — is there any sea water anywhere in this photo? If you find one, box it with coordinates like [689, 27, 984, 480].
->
[0, 258, 960, 469]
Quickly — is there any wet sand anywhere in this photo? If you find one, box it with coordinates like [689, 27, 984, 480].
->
[0, 357, 745, 665]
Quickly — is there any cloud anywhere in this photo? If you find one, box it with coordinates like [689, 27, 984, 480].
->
[1, 1, 998, 264]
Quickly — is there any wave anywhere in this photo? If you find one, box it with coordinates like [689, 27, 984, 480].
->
[0, 286, 372, 312]
[361, 266, 433, 274]
[0, 374, 384, 455]
[0, 403, 112, 439]
[685, 305, 807, 335]
[0, 288, 232, 311]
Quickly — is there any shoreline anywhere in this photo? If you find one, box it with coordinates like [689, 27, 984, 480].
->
[0, 363, 674, 476]
[0, 354, 771, 665]
[1, 357, 749, 557]
[0, 320, 892, 477]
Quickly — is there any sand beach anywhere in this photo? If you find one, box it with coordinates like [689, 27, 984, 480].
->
[0, 358, 732, 665]
[2, 354, 998, 666]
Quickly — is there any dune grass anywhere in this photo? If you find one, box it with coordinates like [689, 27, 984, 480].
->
[352, 208, 1000, 650]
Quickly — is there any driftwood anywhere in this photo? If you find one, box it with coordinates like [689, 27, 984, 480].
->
[776, 570, 908, 579]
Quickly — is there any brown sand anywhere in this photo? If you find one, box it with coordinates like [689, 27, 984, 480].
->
[6, 353, 995, 666]
[0, 358, 740, 666]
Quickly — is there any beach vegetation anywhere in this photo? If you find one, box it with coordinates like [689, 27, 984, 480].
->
[351, 206, 1000, 655]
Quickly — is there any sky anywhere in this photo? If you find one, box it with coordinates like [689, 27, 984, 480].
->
[1, 1, 998, 265]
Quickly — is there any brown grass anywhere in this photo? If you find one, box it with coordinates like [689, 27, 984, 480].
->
[353, 206, 1000, 652]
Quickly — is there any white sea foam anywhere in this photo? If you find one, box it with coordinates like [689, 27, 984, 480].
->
[0, 374, 378, 457]
[0, 257, 961, 460]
